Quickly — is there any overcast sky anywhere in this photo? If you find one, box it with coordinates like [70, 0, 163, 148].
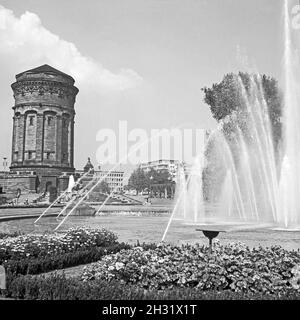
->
[0, 0, 292, 173]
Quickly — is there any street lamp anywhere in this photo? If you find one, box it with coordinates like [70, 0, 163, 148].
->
[167, 175, 173, 199]
[149, 176, 153, 202]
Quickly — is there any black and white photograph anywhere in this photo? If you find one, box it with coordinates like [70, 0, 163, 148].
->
[0, 0, 299, 313]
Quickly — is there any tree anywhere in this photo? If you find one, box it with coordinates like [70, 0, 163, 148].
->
[127, 167, 174, 197]
[98, 181, 111, 194]
[127, 167, 148, 195]
[202, 72, 282, 150]
[201, 72, 283, 202]
[146, 169, 173, 198]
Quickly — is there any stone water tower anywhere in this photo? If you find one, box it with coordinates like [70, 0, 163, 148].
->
[9, 64, 79, 191]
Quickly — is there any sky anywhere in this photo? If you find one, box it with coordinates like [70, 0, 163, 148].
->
[0, 0, 291, 174]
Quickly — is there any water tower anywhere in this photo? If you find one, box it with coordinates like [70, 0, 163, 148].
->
[9, 64, 79, 191]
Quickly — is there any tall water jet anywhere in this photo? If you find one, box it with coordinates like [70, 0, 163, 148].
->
[217, 169, 234, 220]
[163, 0, 300, 238]
[172, 163, 188, 221]
[278, 0, 300, 227]
[279, 156, 292, 227]
[185, 155, 205, 223]
[176, 72, 284, 228]
[162, 163, 189, 241]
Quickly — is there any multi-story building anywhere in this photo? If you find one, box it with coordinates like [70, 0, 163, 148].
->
[0, 64, 79, 196]
[0, 65, 127, 203]
[138, 130, 212, 180]
[139, 159, 182, 180]
[94, 170, 124, 193]
[76, 158, 124, 193]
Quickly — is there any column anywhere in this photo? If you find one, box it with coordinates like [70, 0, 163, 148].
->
[67, 119, 71, 166]
[69, 116, 74, 168]
[19, 113, 26, 163]
[56, 114, 63, 165]
[11, 115, 17, 164]
[36, 112, 44, 163]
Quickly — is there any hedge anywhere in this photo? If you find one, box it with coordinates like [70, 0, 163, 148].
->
[0, 227, 118, 261]
[80, 242, 300, 295]
[3, 242, 131, 276]
[2, 273, 300, 300]
[0, 231, 24, 240]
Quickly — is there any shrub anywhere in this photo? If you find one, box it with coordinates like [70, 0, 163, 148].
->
[2, 273, 300, 300]
[3, 242, 131, 276]
[0, 231, 24, 240]
[81, 241, 300, 295]
[0, 226, 118, 261]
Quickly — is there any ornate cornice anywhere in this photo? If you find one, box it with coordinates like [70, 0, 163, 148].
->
[12, 103, 76, 116]
[11, 80, 79, 99]
[9, 164, 75, 173]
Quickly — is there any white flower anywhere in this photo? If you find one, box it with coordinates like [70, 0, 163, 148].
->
[134, 247, 144, 251]
[115, 262, 125, 270]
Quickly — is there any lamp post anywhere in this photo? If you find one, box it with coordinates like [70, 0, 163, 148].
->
[149, 175, 153, 202]
[167, 176, 172, 199]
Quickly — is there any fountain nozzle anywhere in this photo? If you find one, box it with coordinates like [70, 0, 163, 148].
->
[196, 229, 222, 254]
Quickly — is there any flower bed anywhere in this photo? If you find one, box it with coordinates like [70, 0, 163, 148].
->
[1, 226, 300, 299]
[81, 241, 300, 295]
[0, 227, 118, 261]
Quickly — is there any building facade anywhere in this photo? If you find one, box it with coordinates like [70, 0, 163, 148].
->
[77, 159, 124, 193]
[139, 159, 181, 180]
[93, 170, 124, 193]
[0, 64, 79, 195]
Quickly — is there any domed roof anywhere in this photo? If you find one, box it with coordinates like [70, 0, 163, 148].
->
[16, 64, 75, 83]
[83, 157, 94, 173]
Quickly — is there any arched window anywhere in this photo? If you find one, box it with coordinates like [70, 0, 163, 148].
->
[29, 116, 34, 126]
[13, 151, 18, 161]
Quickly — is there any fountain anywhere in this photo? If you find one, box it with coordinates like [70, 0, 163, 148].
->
[277, 0, 300, 228]
[164, 0, 300, 242]
[185, 154, 205, 224]
[172, 163, 187, 221]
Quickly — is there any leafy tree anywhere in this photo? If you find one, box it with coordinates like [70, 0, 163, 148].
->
[127, 167, 148, 195]
[146, 169, 173, 198]
[127, 167, 174, 197]
[201, 72, 283, 202]
[146, 169, 171, 184]
[202, 72, 282, 150]
[98, 181, 111, 194]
